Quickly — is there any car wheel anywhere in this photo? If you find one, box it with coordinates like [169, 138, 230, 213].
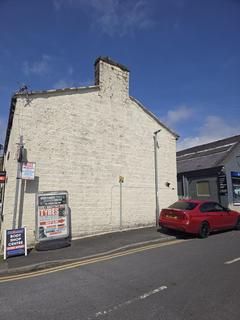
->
[235, 217, 240, 230]
[199, 222, 210, 239]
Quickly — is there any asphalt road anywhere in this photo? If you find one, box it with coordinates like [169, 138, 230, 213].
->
[0, 229, 240, 320]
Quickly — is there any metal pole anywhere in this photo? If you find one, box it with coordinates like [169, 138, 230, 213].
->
[120, 180, 123, 230]
[183, 175, 189, 198]
[12, 135, 23, 229]
[3, 229, 6, 260]
[154, 130, 161, 226]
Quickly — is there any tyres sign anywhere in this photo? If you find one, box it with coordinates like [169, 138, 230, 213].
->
[36, 191, 69, 241]
[4, 227, 27, 259]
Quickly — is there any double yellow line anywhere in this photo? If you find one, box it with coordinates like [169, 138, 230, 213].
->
[0, 239, 185, 283]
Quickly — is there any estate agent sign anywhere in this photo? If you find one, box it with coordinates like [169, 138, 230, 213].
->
[36, 191, 69, 241]
[21, 162, 36, 180]
[4, 227, 27, 259]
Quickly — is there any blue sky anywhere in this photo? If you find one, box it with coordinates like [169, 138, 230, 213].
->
[0, 0, 240, 150]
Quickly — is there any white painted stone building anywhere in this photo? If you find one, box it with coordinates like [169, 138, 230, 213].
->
[1, 57, 178, 247]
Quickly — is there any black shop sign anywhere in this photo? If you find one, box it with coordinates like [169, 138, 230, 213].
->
[4, 227, 27, 259]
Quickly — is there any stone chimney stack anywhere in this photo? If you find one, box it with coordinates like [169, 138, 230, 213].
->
[94, 56, 129, 98]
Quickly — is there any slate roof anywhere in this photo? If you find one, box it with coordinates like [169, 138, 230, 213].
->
[177, 135, 240, 174]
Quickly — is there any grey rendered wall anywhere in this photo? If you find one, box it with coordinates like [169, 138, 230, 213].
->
[187, 175, 219, 202]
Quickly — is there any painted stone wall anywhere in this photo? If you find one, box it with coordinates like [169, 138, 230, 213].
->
[2, 59, 177, 246]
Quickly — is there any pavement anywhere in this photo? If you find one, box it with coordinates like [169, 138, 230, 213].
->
[0, 226, 177, 276]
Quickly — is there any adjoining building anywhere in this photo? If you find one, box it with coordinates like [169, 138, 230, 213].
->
[1, 57, 178, 247]
[177, 135, 240, 210]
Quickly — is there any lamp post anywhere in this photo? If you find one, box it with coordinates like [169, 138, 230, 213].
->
[154, 129, 161, 226]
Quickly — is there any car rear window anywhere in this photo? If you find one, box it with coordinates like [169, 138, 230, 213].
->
[168, 201, 197, 210]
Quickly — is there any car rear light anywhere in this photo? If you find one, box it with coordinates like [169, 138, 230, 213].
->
[160, 210, 189, 223]
[178, 213, 187, 220]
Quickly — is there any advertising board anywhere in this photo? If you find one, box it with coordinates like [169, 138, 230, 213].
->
[36, 191, 69, 241]
[4, 227, 27, 259]
[218, 174, 228, 196]
[21, 162, 36, 180]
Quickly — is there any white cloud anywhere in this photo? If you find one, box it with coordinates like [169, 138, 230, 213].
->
[53, 0, 62, 11]
[177, 115, 240, 150]
[52, 0, 154, 36]
[52, 77, 93, 89]
[93, 0, 154, 36]
[23, 54, 51, 76]
[53, 79, 74, 89]
[164, 105, 194, 126]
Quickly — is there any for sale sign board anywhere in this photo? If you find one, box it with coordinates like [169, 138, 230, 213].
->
[21, 162, 35, 180]
[4, 227, 27, 259]
[36, 191, 69, 241]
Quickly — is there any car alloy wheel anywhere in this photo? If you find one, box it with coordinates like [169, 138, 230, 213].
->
[199, 222, 210, 239]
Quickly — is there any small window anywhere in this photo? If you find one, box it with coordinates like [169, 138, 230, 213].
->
[197, 181, 210, 196]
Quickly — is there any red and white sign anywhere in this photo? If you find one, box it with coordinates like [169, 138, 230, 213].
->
[21, 162, 35, 180]
[36, 192, 69, 241]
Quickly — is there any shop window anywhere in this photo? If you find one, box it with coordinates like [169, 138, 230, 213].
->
[197, 181, 210, 196]
[231, 171, 240, 205]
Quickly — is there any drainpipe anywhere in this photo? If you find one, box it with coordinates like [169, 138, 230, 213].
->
[183, 175, 189, 198]
[154, 129, 161, 226]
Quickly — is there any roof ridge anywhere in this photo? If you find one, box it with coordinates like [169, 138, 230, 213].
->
[177, 135, 240, 156]
[130, 96, 179, 139]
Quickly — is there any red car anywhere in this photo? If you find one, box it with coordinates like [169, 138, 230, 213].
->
[159, 200, 240, 238]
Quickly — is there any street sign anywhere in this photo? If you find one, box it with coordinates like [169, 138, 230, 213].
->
[231, 171, 240, 177]
[36, 191, 69, 241]
[21, 162, 35, 180]
[4, 227, 27, 259]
